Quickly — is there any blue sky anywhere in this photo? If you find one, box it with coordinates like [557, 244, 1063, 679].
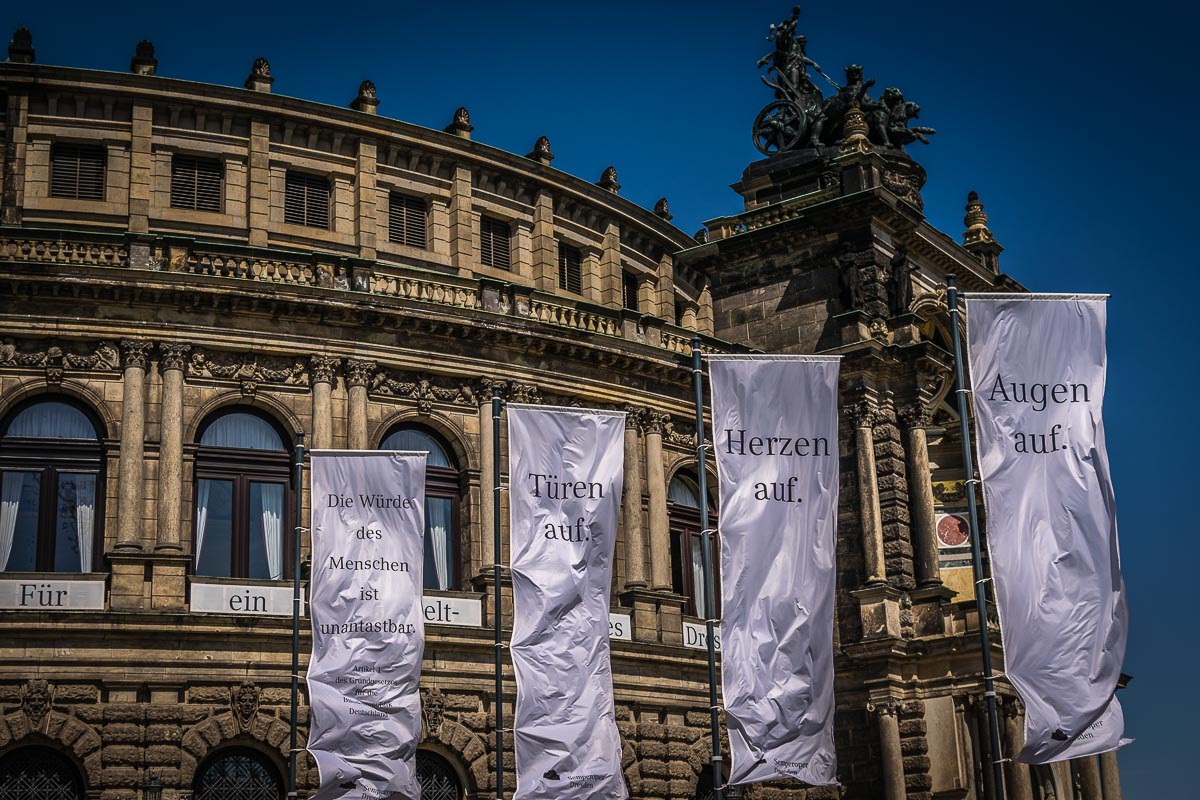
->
[4, 0, 1193, 794]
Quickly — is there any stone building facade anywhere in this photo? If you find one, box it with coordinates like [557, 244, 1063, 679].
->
[0, 30, 1123, 800]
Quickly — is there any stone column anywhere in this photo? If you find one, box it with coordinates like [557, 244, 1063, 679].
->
[622, 410, 647, 589]
[309, 356, 340, 450]
[852, 402, 887, 584]
[128, 102, 153, 233]
[645, 411, 671, 591]
[1002, 698, 1034, 800]
[356, 138, 378, 259]
[248, 119, 271, 247]
[449, 164, 473, 274]
[598, 220, 621, 308]
[901, 403, 942, 587]
[1099, 750, 1122, 800]
[874, 702, 905, 800]
[116, 339, 153, 551]
[344, 359, 375, 450]
[654, 254, 675, 320]
[1, 93, 29, 225]
[1075, 756, 1102, 800]
[531, 190, 556, 291]
[155, 343, 190, 551]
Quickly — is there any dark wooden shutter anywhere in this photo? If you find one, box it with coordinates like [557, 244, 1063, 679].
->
[388, 193, 427, 248]
[50, 143, 106, 200]
[170, 155, 222, 212]
[558, 244, 582, 294]
[623, 271, 640, 311]
[480, 216, 511, 270]
[284, 171, 330, 229]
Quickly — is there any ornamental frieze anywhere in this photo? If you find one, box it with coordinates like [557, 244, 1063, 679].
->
[0, 338, 121, 383]
[370, 368, 478, 414]
[187, 348, 309, 395]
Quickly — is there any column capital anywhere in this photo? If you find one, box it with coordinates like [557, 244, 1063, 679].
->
[158, 342, 192, 372]
[642, 409, 670, 435]
[344, 358, 376, 388]
[868, 699, 900, 718]
[309, 355, 342, 386]
[622, 405, 648, 431]
[120, 338, 154, 370]
[1000, 694, 1026, 718]
[897, 401, 934, 429]
[848, 399, 879, 428]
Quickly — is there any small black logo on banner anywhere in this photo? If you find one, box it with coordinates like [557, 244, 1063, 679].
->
[543, 769, 560, 781]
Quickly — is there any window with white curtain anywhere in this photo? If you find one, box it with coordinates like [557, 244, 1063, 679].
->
[193, 410, 291, 581]
[379, 426, 460, 591]
[668, 472, 720, 618]
[0, 399, 103, 573]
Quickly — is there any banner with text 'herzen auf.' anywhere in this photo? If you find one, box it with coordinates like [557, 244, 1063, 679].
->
[307, 450, 427, 800]
[966, 296, 1130, 763]
[507, 404, 629, 800]
[709, 355, 840, 787]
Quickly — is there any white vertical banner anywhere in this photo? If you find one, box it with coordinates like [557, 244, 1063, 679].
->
[966, 295, 1130, 763]
[508, 404, 629, 800]
[709, 355, 840, 787]
[307, 451, 427, 800]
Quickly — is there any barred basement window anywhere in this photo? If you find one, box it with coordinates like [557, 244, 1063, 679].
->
[389, 193, 427, 248]
[622, 271, 640, 311]
[480, 216, 511, 270]
[170, 155, 223, 212]
[50, 142, 105, 200]
[558, 243, 582, 294]
[284, 170, 330, 229]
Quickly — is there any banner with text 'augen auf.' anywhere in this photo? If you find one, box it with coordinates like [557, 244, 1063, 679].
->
[507, 404, 629, 800]
[308, 451, 427, 800]
[966, 296, 1130, 763]
[708, 355, 840, 787]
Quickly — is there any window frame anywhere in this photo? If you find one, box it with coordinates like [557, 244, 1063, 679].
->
[558, 242, 583, 294]
[49, 141, 106, 201]
[479, 215, 512, 270]
[192, 410, 294, 582]
[668, 473, 720, 618]
[170, 153, 224, 213]
[0, 398, 105, 574]
[388, 192, 428, 249]
[379, 424, 463, 591]
[622, 271, 640, 312]
[284, 170, 331, 229]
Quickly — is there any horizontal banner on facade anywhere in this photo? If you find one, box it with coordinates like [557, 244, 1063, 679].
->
[683, 620, 721, 652]
[609, 612, 632, 641]
[0, 579, 105, 610]
[191, 582, 299, 616]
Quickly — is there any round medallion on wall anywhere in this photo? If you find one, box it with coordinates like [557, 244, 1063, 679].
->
[936, 514, 970, 548]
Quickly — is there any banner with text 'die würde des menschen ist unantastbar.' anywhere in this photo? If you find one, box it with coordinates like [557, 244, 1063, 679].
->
[307, 450, 427, 800]
[966, 296, 1130, 764]
[507, 404, 629, 800]
[708, 355, 840, 787]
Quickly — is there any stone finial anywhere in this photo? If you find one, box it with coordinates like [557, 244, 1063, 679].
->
[244, 57, 273, 92]
[130, 40, 157, 76]
[961, 190, 1003, 273]
[445, 107, 473, 138]
[653, 197, 673, 221]
[597, 166, 621, 193]
[694, 228, 710, 244]
[526, 136, 555, 165]
[7, 27, 34, 64]
[351, 80, 379, 114]
[839, 104, 872, 155]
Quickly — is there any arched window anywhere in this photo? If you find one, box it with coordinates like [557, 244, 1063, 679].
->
[380, 426, 460, 591]
[193, 409, 293, 581]
[0, 745, 84, 800]
[193, 747, 282, 800]
[668, 471, 719, 618]
[416, 751, 462, 800]
[0, 398, 104, 573]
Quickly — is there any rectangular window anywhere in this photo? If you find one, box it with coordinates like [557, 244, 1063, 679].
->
[50, 142, 106, 200]
[170, 154, 223, 212]
[480, 216, 511, 270]
[284, 170, 330, 229]
[623, 271, 640, 311]
[388, 193, 427, 248]
[558, 243, 582, 294]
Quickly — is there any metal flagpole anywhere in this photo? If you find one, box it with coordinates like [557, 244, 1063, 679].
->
[492, 384, 506, 800]
[691, 337, 725, 800]
[288, 431, 306, 800]
[946, 276, 1007, 800]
